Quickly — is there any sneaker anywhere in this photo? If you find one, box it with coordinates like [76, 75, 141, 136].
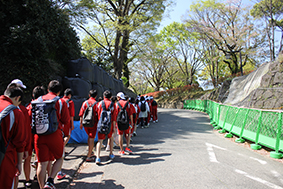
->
[145, 125, 149, 128]
[95, 158, 101, 164]
[153, 121, 156, 123]
[86, 156, 95, 162]
[118, 150, 125, 155]
[109, 154, 115, 159]
[156, 119, 158, 122]
[125, 147, 133, 153]
[56, 172, 66, 180]
[43, 181, 55, 189]
[133, 131, 137, 136]
[24, 180, 32, 188]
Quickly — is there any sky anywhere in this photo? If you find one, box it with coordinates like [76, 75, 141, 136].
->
[158, 0, 192, 30]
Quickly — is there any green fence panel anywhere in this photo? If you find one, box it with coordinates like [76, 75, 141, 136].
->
[258, 111, 278, 150]
[230, 108, 248, 136]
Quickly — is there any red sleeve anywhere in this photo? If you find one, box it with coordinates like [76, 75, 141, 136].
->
[111, 103, 117, 122]
[10, 109, 26, 153]
[126, 103, 133, 116]
[19, 105, 31, 152]
[69, 100, 75, 117]
[57, 100, 70, 128]
[79, 101, 87, 117]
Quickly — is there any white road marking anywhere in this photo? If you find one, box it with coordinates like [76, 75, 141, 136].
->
[250, 157, 267, 165]
[206, 143, 227, 163]
[235, 169, 283, 189]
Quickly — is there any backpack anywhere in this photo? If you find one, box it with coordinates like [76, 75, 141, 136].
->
[97, 101, 113, 134]
[82, 101, 97, 127]
[31, 96, 62, 135]
[0, 105, 17, 166]
[117, 101, 129, 130]
[140, 101, 146, 112]
[152, 100, 157, 106]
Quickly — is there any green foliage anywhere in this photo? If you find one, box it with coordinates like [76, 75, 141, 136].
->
[0, 0, 81, 103]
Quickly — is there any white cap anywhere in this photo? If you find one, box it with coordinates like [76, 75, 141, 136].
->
[117, 92, 125, 100]
[11, 79, 26, 89]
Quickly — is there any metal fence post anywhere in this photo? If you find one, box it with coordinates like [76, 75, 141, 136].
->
[270, 112, 283, 159]
[250, 111, 262, 150]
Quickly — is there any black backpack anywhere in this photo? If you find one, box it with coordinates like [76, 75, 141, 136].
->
[97, 101, 113, 134]
[82, 101, 97, 127]
[31, 96, 62, 135]
[117, 101, 129, 130]
[152, 100, 157, 106]
[0, 105, 17, 166]
[140, 101, 146, 112]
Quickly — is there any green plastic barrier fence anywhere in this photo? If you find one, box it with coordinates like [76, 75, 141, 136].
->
[183, 99, 283, 159]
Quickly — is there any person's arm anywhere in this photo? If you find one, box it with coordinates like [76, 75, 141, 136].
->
[130, 115, 133, 128]
[71, 116, 74, 130]
[80, 117, 83, 130]
[16, 152, 24, 176]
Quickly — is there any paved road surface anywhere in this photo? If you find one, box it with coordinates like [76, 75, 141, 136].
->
[19, 108, 283, 188]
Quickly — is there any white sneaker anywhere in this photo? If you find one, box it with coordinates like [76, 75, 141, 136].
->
[156, 119, 158, 123]
[153, 121, 156, 123]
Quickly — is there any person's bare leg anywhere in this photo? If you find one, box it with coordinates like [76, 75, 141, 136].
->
[24, 155, 32, 181]
[126, 134, 131, 148]
[46, 161, 52, 177]
[109, 137, 114, 155]
[119, 134, 123, 151]
[37, 161, 48, 188]
[96, 140, 103, 159]
[87, 137, 94, 157]
[49, 158, 63, 179]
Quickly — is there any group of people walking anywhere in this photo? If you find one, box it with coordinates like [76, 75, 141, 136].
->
[0, 79, 158, 189]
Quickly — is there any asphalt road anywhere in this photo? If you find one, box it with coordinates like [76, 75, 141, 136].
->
[19, 108, 283, 188]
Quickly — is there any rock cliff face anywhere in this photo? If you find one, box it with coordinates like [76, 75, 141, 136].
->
[234, 56, 283, 109]
[200, 52, 283, 110]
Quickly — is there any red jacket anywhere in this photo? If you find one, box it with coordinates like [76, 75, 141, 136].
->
[62, 96, 75, 118]
[19, 104, 31, 152]
[0, 95, 26, 153]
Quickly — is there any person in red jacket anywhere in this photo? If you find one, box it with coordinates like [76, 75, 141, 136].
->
[95, 90, 117, 164]
[25, 85, 46, 187]
[8, 79, 32, 189]
[132, 98, 140, 137]
[116, 92, 134, 155]
[56, 88, 75, 180]
[33, 80, 70, 189]
[79, 89, 98, 162]
[151, 96, 158, 123]
[0, 84, 25, 189]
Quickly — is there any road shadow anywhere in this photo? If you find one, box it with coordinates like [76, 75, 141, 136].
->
[69, 177, 124, 189]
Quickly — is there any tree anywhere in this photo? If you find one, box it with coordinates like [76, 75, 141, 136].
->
[81, 35, 113, 73]
[132, 36, 177, 92]
[186, 0, 261, 75]
[251, 0, 283, 60]
[0, 0, 81, 102]
[74, 0, 170, 87]
[160, 22, 203, 86]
